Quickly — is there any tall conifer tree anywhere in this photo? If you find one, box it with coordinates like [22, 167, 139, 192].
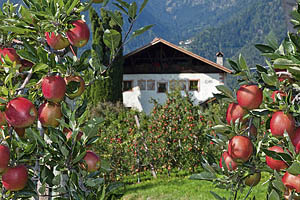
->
[87, 7, 123, 106]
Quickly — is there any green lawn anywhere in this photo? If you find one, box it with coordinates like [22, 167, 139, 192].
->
[120, 176, 268, 200]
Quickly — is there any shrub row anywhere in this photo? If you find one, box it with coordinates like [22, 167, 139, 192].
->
[91, 90, 227, 179]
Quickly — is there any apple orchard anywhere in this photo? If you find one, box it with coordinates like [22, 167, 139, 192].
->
[3, 0, 300, 199]
[0, 0, 154, 199]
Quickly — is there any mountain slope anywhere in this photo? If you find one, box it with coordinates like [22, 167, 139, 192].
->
[185, 0, 287, 66]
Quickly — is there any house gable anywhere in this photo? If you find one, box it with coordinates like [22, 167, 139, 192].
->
[124, 38, 232, 74]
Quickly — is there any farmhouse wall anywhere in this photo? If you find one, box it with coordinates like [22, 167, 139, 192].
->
[123, 73, 225, 114]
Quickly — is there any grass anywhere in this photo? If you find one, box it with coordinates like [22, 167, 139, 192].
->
[119, 174, 269, 200]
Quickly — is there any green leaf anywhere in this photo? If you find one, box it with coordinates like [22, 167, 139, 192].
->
[139, 0, 149, 14]
[289, 66, 300, 75]
[238, 54, 248, 72]
[75, 99, 87, 119]
[33, 63, 48, 72]
[107, 10, 123, 27]
[131, 24, 154, 38]
[287, 162, 300, 176]
[268, 190, 280, 200]
[273, 58, 294, 69]
[103, 29, 121, 50]
[210, 191, 226, 200]
[72, 150, 86, 165]
[215, 85, 234, 99]
[272, 180, 286, 193]
[255, 44, 275, 53]
[261, 72, 277, 86]
[189, 172, 216, 180]
[115, 0, 129, 9]
[128, 2, 137, 19]
[211, 125, 229, 133]
[66, 0, 80, 15]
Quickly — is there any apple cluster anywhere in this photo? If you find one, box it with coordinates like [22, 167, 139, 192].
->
[0, 18, 101, 193]
[221, 76, 300, 194]
[220, 84, 262, 185]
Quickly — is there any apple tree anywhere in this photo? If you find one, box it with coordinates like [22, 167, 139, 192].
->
[191, 2, 300, 200]
[0, 0, 152, 199]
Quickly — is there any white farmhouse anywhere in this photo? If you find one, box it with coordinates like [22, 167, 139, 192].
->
[122, 38, 231, 114]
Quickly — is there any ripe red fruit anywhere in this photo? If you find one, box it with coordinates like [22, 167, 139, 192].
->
[0, 48, 21, 64]
[271, 91, 287, 102]
[290, 127, 300, 154]
[226, 103, 248, 125]
[0, 145, 10, 173]
[5, 97, 37, 128]
[2, 165, 28, 191]
[66, 20, 90, 48]
[45, 32, 70, 50]
[82, 150, 101, 172]
[228, 136, 253, 163]
[65, 75, 85, 99]
[244, 172, 261, 187]
[42, 75, 66, 103]
[266, 146, 288, 171]
[270, 111, 295, 137]
[63, 127, 83, 141]
[282, 171, 300, 193]
[236, 85, 263, 110]
[38, 102, 62, 127]
[219, 151, 237, 171]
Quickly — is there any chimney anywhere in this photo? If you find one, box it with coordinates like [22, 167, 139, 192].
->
[216, 51, 224, 66]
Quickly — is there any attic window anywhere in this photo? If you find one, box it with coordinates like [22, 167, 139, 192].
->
[123, 80, 133, 91]
[189, 80, 199, 91]
[157, 82, 167, 93]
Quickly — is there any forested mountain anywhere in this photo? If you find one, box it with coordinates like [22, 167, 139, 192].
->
[1, 0, 290, 67]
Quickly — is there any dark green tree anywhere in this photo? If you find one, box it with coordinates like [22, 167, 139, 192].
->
[87, 7, 124, 105]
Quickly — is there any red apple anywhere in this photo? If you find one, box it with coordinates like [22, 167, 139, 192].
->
[82, 150, 101, 172]
[236, 85, 263, 110]
[20, 59, 34, 72]
[63, 127, 83, 141]
[45, 32, 70, 50]
[266, 146, 288, 171]
[65, 75, 85, 99]
[244, 172, 261, 187]
[291, 127, 300, 154]
[0, 145, 10, 173]
[66, 20, 90, 48]
[42, 75, 66, 103]
[271, 91, 287, 102]
[270, 111, 295, 137]
[5, 97, 37, 128]
[0, 48, 21, 64]
[14, 127, 25, 137]
[282, 171, 300, 193]
[38, 102, 62, 127]
[0, 112, 6, 126]
[2, 165, 28, 191]
[228, 136, 253, 163]
[219, 151, 237, 171]
[226, 103, 248, 125]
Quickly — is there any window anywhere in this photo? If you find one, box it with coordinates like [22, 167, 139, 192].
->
[157, 82, 167, 93]
[147, 80, 155, 90]
[123, 80, 133, 91]
[138, 80, 146, 90]
[179, 80, 187, 90]
[189, 80, 199, 91]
